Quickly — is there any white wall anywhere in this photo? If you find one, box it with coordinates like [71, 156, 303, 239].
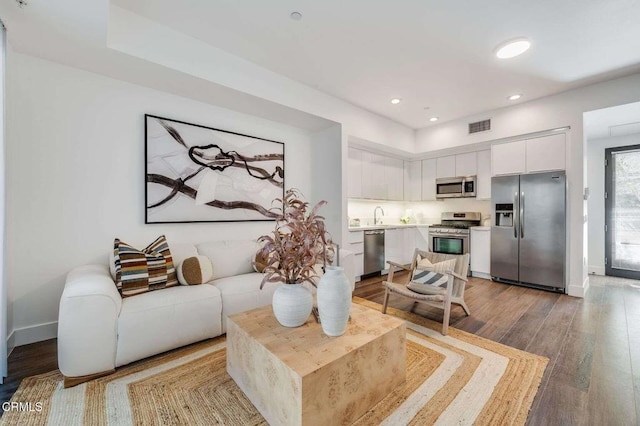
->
[586, 133, 640, 275]
[310, 125, 344, 246]
[415, 72, 640, 297]
[5, 51, 326, 344]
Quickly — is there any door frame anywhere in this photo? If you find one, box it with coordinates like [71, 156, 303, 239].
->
[604, 144, 640, 279]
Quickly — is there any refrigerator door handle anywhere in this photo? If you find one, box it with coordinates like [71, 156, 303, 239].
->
[520, 191, 525, 238]
[514, 191, 519, 239]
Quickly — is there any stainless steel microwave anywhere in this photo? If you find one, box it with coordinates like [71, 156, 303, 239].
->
[436, 176, 476, 199]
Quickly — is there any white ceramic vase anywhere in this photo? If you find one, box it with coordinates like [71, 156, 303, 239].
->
[272, 283, 313, 327]
[317, 266, 352, 336]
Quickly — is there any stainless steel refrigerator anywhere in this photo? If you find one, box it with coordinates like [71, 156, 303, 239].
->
[491, 171, 566, 292]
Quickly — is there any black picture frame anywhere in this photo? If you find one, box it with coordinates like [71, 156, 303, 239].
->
[145, 114, 285, 223]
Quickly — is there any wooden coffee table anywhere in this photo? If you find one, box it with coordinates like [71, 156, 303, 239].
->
[226, 303, 406, 426]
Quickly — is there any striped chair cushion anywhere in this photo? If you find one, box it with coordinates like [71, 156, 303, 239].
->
[407, 257, 456, 295]
[113, 235, 178, 297]
[408, 271, 449, 295]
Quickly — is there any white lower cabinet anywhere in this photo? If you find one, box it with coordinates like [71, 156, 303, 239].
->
[470, 227, 491, 279]
[413, 227, 430, 252]
[384, 229, 404, 267]
[354, 253, 364, 278]
[385, 228, 415, 269]
[348, 231, 364, 281]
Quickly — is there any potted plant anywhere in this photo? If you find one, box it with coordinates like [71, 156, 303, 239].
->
[256, 189, 334, 327]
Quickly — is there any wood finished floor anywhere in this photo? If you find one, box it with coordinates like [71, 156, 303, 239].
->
[1, 274, 639, 425]
[355, 273, 640, 426]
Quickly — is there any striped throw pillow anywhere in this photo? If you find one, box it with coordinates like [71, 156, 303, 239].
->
[407, 258, 456, 295]
[407, 270, 450, 294]
[113, 235, 178, 297]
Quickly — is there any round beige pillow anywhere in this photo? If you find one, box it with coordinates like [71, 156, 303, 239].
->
[177, 255, 213, 285]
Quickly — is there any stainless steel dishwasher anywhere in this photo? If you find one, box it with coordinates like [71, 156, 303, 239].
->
[364, 229, 385, 275]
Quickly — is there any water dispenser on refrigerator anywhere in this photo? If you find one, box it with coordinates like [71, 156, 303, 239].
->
[495, 204, 514, 227]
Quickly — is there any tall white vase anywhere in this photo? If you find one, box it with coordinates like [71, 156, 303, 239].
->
[272, 283, 313, 327]
[317, 266, 352, 336]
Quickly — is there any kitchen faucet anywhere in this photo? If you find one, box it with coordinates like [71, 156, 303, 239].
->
[374, 206, 385, 225]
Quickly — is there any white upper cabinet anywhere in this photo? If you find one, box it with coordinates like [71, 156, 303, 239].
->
[372, 153, 387, 199]
[347, 148, 362, 198]
[385, 157, 404, 201]
[476, 149, 491, 200]
[360, 150, 374, 198]
[348, 148, 405, 200]
[455, 152, 477, 176]
[491, 134, 566, 176]
[525, 133, 566, 173]
[436, 155, 456, 178]
[421, 158, 437, 200]
[491, 140, 526, 176]
[404, 160, 422, 201]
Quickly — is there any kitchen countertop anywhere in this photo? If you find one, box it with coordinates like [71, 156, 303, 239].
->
[348, 224, 431, 232]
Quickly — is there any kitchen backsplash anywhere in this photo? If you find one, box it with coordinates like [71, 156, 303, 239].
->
[348, 199, 492, 226]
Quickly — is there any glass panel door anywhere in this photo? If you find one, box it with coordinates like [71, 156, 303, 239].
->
[433, 237, 464, 255]
[605, 145, 640, 279]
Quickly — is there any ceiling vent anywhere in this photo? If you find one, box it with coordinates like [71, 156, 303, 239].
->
[469, 119, 491, 134]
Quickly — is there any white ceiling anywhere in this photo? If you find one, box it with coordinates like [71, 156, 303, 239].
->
[111, 0, 640, 128]
[2, 0, 640, 132]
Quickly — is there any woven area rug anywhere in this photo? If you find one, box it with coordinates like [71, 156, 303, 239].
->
[2, 298, 547, 425]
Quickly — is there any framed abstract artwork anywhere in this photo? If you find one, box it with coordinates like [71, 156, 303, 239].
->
[145, 115, 285, 223]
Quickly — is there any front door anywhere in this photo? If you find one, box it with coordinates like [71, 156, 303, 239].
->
[605, 145, 640, 279]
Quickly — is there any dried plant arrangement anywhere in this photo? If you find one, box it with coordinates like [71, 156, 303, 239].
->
[257, 189, 335, 288]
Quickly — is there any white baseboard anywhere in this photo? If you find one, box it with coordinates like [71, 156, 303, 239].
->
[6, 331, 15, 357]
[588, 265, 605, 276]
[471, 271, 492, 280]
[10, 321, 58, 347]
[567, 276, 589, 298]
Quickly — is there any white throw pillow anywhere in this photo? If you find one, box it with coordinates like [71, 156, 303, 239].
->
[416, 257, 456, 274]
[177, 255, 214, 285]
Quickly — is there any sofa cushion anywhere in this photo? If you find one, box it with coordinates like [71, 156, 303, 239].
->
[115, 285, 222, 367]
[113, 235, 178, 297]
[210, 272, 281, 332]
[177, 255, 213, 285]
[170, 243, 199, 267]
[197, 240, 258, 280]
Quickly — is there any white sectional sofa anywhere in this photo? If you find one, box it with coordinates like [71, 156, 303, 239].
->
[58, 239, 354, 386]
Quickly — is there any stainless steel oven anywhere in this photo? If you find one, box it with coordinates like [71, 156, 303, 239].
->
[436, 176, 476, 199]
[428, 229, 470, 255]
[428, 213, 479, 276]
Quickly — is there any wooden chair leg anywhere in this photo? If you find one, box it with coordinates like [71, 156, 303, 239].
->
[382, 287, 390, 314]
[460, 300, 471, 316]
[442, 300, 451, 336]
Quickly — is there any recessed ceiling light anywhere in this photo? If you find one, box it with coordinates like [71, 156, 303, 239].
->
[390, 98, 402, 104]
[495, 38, 531, 59]
[429, 117, 439, 122]
[508, 94, 522, 101]
[290, 11, 302, 21]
